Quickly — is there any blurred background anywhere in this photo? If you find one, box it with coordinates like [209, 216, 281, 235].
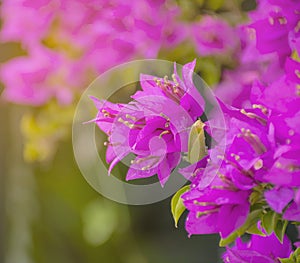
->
[0, 0, 256, 262]
[0, 104, 222, 263]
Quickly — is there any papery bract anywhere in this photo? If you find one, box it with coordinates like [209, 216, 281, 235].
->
[93, 61, 205, 186]
[223, 233, 292, 263]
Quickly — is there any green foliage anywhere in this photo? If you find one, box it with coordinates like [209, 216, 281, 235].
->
[203, 0, 224, 11]
[261, 210, 279, 235]
[158, 40, 198, 66]
[176, 0, 225, 21]
[249, 183, 270, 205]
[171, 185, 190, 228]
[261, 209, 288, 243]
[280, 259, 294, 263]
[188, 119, 207, 164]
[245, 221, 265, 236]
[82, 199, 129, 246]
[274, 219, 288, 243]
[198, 57, 221, 86]
[291, 50, 300, 62]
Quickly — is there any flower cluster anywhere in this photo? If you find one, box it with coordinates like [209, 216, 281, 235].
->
[93, 58, 300, 261]
[216, 0, 300, 108]
[177, 0, 300, 261]
[5, 0, 298, 260]
[223, 233, 292, 263]
[182, 89, 300, 235]
[92, 0, 300, 260]
[92, 61, 205, 186]
[0, 0, 242, 107]
[0, 0, 185, 105]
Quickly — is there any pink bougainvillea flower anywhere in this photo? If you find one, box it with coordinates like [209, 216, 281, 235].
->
[1, 46, 75, 105]
[181, 77, 300, 237]
[249, 0, 300, 61]
[223, 233, 292, 263]
[215, 0, 300, 108]
[192, 16, 238, 56]
[183, 175, 251, 238]
[92, 61, 205, 186]
[0, 0, 186, 105]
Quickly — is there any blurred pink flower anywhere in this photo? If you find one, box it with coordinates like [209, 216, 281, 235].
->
[0, 0, 185, 105]
[1, 45, 81, 105]
[192, 16, 238, 56]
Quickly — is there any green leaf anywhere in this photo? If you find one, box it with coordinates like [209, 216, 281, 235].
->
[294, 248, 300, 257]
[291, 50, 300, 62]
[249, 190, 263, 205]
[261, 210, 278, 235]
[274, 219, 288, 243]
[171, 185, 190, 228]
[188, 120, 207, 164]
[279, 258, 294, 263]
[246, 222, 265, 236]
[219, 231, 239, 247]
[293, 248, 300, 263]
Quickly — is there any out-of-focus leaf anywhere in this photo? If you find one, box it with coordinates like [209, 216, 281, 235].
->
[195, 0, 205, 5]
[198, 57, 221, 86]
[176, 1, 202, 21]
[82, 199, 119, 246]
[291, 50, 300, 62]
[159, 41, 197, 65]
[171, 185, 190, 228]
[188, 119, 207, 164]
[204, 0, 224, 10]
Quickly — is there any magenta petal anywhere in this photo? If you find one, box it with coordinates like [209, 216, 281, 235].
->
[283, 202, 300, 221]
[166, 152, 181, 171]
[249, 233, 292, 259]
[295, 189, 300, 205]
[181, 60, 206, 110]
[157, 159, 171, 187]
[149, 136, 167, 156]
[134, 117, 166, 151]
[264, 187, 294, 213]
[230, 169, 256, 190]
[126, 166, 158, 181]
[139, 74, 162, 92]
[224, 249, 275, 263]
[218, 203, 249, 238]
[224, 233, 292, 263]
[185, 211, 219, 236]
[106, 145, 116, 163]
